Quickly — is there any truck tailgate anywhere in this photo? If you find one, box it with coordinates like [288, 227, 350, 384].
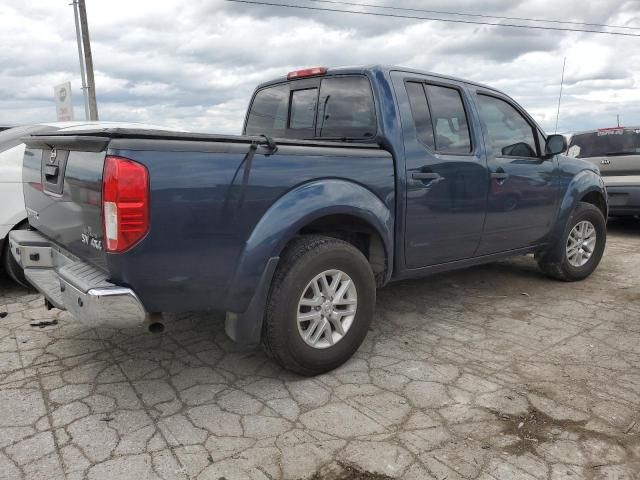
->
[22, 135, 109, 270]
[585, 154, 640, 179]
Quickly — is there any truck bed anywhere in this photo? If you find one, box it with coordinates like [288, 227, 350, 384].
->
[21, 128, 394, 315]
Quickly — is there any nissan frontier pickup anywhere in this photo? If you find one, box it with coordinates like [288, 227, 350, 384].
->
[10, 65, 607, 375]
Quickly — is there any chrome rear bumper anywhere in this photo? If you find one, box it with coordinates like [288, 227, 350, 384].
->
[605, 185, 640, 215]
[8, 230, 146, 329]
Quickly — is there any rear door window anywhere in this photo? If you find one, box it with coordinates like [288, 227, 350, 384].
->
[405, 81, 472, 154]
[426, 85, 472, 154]
[476, 94, 539, 158]
[406, 82, 436, 149]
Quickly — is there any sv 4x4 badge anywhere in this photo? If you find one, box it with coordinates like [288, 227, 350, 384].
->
[81, 226, 103, 251]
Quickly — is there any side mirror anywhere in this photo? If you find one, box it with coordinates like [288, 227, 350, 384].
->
[544, 134, 567, 158]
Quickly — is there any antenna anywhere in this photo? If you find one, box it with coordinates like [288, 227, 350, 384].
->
[554, 57, 566, 134]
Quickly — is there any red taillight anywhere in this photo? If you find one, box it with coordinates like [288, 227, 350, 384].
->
[102, 155, 149, 253]
[287, 67, 327, 80]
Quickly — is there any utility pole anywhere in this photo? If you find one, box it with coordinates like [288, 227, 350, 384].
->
[554, 57, 566, 134]
[74, 0, 99, 120]
[72, 1, 89, 120]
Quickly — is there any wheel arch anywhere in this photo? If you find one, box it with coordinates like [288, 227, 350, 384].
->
[551, 169, 607, 242]
[295, 213, 388, 286]
[580, 190, 608, 219]
[227, 179, 393, 314]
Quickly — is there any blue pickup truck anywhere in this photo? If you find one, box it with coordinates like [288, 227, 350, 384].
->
[10, 65, 607, 375]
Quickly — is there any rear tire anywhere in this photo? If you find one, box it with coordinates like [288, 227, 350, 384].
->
[262, 235, 376, 376]
[537, 202, 606, 281]
[3, 228, 34, 290]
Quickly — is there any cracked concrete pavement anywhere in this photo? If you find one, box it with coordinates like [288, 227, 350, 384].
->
[0, 219, 639, 480]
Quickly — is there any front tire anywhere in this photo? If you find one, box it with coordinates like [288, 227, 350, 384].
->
[538, 202, 606, 281]
[262, 235, 376, 376]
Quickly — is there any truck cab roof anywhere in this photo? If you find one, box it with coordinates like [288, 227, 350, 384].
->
[256, 64, 500, 95]
[247, 64, 531, 144]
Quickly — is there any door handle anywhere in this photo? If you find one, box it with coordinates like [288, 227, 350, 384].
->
[490, 172, 509, 179]
[44, 164, 59, 180]
[412, 172, 441, 180]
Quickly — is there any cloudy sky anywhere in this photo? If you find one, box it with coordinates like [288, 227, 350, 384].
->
[1, 0, 639, 134]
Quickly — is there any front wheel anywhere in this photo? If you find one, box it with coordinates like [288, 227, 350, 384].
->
[262, 235, 376, 376]
[538, 202, 606, 281]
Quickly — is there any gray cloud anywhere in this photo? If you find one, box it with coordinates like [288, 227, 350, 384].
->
[0, 0, 639, 134]
[436, 25, 559, 61]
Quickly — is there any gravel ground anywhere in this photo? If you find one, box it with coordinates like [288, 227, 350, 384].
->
[0, 219, 639, 480]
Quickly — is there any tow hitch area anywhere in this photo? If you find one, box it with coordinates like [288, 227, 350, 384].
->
[8, 229, 147, 329]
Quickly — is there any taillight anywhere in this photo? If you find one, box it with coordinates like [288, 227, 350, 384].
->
[102, 155, 149, 253]
[287, 67, 327, 80]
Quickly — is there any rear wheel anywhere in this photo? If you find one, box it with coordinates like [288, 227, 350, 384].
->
[262, 235, 376, 376]
[3, 224, 34, 289]
[538, 202, 606, 281]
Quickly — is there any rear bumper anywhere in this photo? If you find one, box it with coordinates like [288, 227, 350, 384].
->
[606, 185, 640, 215]
[8, 230, 147, 328]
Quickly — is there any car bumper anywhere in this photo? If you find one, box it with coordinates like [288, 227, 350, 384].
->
[606, 185, 640, 215]
[8, 229, 147, 329]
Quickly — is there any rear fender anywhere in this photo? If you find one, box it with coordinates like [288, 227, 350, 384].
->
[227, 179, 393, 314]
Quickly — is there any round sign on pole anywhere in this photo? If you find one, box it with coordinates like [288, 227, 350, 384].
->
[54, 82, 74, 121]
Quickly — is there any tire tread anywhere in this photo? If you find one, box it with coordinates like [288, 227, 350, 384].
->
[262, 234, 373, 375]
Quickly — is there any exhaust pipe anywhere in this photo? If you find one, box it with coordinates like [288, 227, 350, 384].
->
[146, 312, 165, 334]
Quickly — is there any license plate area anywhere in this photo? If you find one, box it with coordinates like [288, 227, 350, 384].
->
[41, 148, 69, 195]
[607, 191, 628, 206]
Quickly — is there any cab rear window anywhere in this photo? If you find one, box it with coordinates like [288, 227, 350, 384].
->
[568, 128, 640, 158]
[289, 88, 317, 132]
[244, 84, 289, 137]
[245, 76, 376, 139]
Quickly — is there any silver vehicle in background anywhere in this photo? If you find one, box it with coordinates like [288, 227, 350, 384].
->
[568, 127, 640, 217]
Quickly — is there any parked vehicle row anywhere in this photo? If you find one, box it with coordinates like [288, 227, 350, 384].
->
[568, 127, 640, 216]
[8, 65, 608, 374]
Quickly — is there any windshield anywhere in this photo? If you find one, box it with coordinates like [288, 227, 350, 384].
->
[568, 128, 640, 158]
[244, 75, 376, 140]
